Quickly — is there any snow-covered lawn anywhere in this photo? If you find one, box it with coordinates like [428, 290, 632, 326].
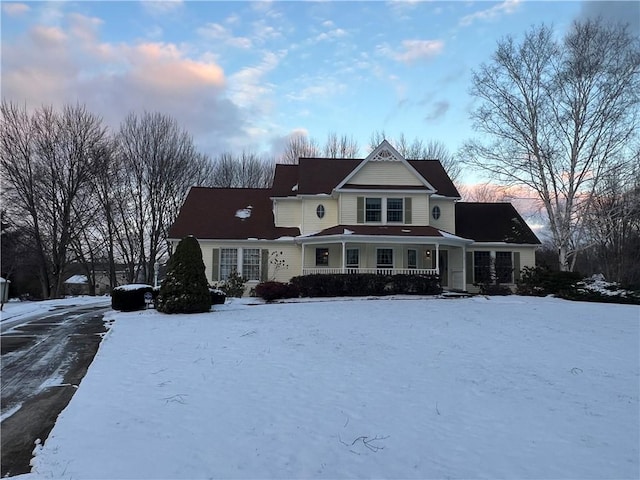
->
[23, 296, 639, 479]
[0, 296, 110, 324]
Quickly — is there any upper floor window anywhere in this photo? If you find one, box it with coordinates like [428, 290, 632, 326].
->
[316, 204, 325, 218]
[387, 198, 403, 223]
[365, 198, 382, 222]
[432, 205, 441, 220]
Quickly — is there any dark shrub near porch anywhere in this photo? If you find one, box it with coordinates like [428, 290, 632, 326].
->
[290, 273, 441, 298]
[111, 284, 153, 311]
[254, 282, 299, 302]
[210, 288, 226, 305]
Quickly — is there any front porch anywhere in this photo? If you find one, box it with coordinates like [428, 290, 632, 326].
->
[298, 240, 469, 291]
[302, 267, 439, 276]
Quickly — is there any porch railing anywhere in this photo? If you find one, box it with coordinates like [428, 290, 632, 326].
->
[302, 267, 439, 276]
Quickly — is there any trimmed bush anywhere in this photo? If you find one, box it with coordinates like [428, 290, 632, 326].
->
[210, 288, 226, 305]
[156, 236, 211, 314]
[516, 267, 582, 297]
[255, 281, 299, 302]
[290, 273, 441, 298]
[111, 284, 153, 312]
[219, 270, 247, 298]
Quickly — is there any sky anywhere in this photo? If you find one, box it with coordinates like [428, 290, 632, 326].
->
[2, 0, 639, 171]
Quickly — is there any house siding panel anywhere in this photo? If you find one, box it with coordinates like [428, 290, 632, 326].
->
[274, 199, 301, 228]
[430, 199, 455, 232]
[301, 198, 338, 235]
[349, 161, 423, 186]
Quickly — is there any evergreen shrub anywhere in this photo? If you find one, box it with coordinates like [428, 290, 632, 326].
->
[156, 236, 211, 314]
[516, 267, 582, 296]
[210, 288, 226, 305]
[219, 270, 247, 298]
[254, 281, 299, 302]
[290, 273, 441, 298]
[111, 284, 153, 312]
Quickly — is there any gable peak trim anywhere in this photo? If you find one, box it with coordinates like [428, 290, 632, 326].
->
[367, 139, 404, 162]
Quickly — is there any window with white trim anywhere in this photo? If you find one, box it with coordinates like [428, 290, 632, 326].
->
[316, 248, 329, 266]
[346, 248, 359, 268]
[365, 198, 382, 222]
[242, 248, 261, 281]
[377, 248, 393, 268]
[407, 249, 417, 269]
[473, 251, 491, 283]
[387, 198, 403, 222]
[495, 251, 513, 283]
[220, 248, 237, 281]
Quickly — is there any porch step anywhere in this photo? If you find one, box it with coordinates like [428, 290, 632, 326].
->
[440, 291, 471, 299]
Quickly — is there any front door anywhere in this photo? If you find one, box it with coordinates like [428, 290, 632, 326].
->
[439, 250, 448, 287]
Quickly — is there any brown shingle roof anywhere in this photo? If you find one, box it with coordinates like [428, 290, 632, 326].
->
[455, 203, 541, 244]
[305, 225, 444, 238]
[271, 158, 460, 198]
[168, 187, 299, 240]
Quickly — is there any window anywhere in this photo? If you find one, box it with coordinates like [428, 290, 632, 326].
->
[346, 248, 359, 268]
[242, 248, 260, 281]
[316, 204, 325, 218]
[473, 251, 491, 283]
[387, 198, 403, 222]
[432, 205, 441, 220]
[407, 249, 417, 269]
[365, 198, 382, 222]
[220, 248, 237, 281]
[495, 252, 513, 283]
[377, 248, 393, 268]
[316, 248, 329, 266]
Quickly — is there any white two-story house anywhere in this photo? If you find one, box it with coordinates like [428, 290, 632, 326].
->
[168, 141, 540, 293]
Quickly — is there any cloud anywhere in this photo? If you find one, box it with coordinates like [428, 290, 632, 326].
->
[286, 77, 347, 102]
[227, 50, 283, 109]
[378, 39, 445, 64]
[459, 0, 522, 27]
[141, 0, 183, 16]
[425, 100, 450, 122]
[2, 13, 246, 155]
[197, 22, 253, 49]
[2, 2, 30, 16]
[314, 28, 347, 42]
[577, 1, 640, 35]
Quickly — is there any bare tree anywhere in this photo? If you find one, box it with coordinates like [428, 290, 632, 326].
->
[0, 102, 110, 297]
[115, 112, 215, 284]
[323, 132, 360, 158]
[464, 19, 640, 271]
[212, 151, 274, 188]
[279, 134, 320, 164]
[367, 130, 461, 181]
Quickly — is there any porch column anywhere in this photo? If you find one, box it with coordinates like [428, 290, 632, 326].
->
[435, 243, 440, 273]
[301, 243, 305, 275]
[341, 241, 346, 273]
[462, 245, 467, 291]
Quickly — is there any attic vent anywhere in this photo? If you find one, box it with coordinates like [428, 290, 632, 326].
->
[371, 148, 401, 162]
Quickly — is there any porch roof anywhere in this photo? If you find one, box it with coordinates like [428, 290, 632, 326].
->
[297, 225, 472, 245]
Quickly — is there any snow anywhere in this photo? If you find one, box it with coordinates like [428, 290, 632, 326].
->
[64, 275, 88, 284]
[343, 228, 354, 234]
[0, 296, 110, 324]
[235, 206, 253, 219]
[20, 296, 639, 479]
[112, 283, 152, 292]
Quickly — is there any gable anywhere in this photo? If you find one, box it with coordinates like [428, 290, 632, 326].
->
[346, 161, 425, 187]
[336, 140, 436, 192]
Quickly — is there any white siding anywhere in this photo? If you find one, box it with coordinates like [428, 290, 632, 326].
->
[339, 194, 358, 225]
[301, 198, 338, 235]
[349, 161, 423, 186]
[268, 244, 302, 283]
[274, 199, 301, 228]
[412, 194, 429, 226]
[429, 198, 455, 232]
